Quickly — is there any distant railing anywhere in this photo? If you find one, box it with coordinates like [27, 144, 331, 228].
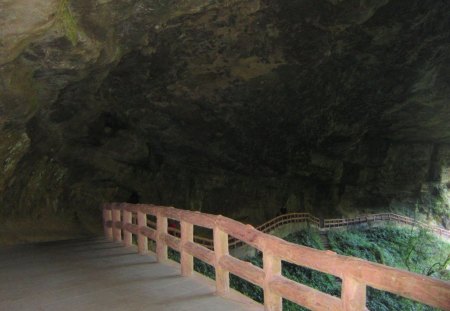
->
[322, 213, 450, 238]
[152, 211, 449, 250]
[103, 203, 450, 311]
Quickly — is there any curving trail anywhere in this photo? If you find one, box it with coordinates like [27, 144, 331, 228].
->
[155, 212, 450, 250]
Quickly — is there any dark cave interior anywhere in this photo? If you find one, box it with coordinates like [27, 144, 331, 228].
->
[0, 0, 450, 243]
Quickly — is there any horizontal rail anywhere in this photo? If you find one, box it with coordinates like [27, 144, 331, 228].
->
[139, 226, 156, 240]
[103, 203, 450, 311]
[123, 223, 139, 235]
[184, 241, 215, 266]
[220, 254, 265, 287]
[161, 232, 181, 252]
[270, 275, 343, 311]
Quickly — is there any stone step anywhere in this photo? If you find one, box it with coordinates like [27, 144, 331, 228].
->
[319, 232, 330, 250]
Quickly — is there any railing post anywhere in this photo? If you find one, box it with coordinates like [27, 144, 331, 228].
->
[263, 251, 282, 311]
[137, 209, 148, 254]
[112, 205, 122, 242]
[156, 209, 168, 262]
[181, 220, 194, 276]
[123, 207, 132, 247]
[342, 276, 366, 310]
[214, 224, 229, 295]
[103, 205, 113, 240]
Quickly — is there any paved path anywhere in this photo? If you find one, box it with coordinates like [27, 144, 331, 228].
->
[0, 238, 262, 311]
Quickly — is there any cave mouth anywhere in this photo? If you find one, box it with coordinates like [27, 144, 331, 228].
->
[1, 0, 450, 244]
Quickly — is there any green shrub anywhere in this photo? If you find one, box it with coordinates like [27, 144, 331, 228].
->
[327, 226, 449, 310]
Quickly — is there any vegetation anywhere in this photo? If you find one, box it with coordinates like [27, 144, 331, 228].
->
[57, 0, 79, 45]
[326, 225, 450, 281]
[159, 224, 449, 310]
[327, 226, 449, 310]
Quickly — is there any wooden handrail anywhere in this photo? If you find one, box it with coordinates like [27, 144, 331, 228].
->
[103, 203, 450, 311]
[322, 213, 450, 239]
[130, 208, 450, 251]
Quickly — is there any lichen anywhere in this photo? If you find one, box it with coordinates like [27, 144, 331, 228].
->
[57, 0, 79, 46]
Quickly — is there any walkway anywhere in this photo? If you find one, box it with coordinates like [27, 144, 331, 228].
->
[0, 238, 262, 311]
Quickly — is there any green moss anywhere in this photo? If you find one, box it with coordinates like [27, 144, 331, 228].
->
[57, 0, 79, 46]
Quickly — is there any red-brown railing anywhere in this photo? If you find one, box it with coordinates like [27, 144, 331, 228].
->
[103, 203, 450, 311]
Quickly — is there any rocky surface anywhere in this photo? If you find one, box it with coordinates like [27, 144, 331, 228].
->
[0, 0, 449, 243]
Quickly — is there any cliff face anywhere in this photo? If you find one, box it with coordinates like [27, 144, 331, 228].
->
[1, 0, 450, 242]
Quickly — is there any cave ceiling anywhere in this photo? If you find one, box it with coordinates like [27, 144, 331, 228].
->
[1, 0, 450, 240]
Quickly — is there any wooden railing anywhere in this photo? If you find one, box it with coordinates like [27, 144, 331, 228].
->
[102, 203, 450, 311]
[158, 211, 449, 251]
[322, 212, 450, 237]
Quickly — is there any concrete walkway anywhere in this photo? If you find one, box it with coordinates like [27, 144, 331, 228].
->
[0, 238, 262, 311]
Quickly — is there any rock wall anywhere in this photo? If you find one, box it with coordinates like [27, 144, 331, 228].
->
[0, 0, 449, 242]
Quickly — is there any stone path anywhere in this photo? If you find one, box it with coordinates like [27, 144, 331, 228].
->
[0, 238, 262, 311]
